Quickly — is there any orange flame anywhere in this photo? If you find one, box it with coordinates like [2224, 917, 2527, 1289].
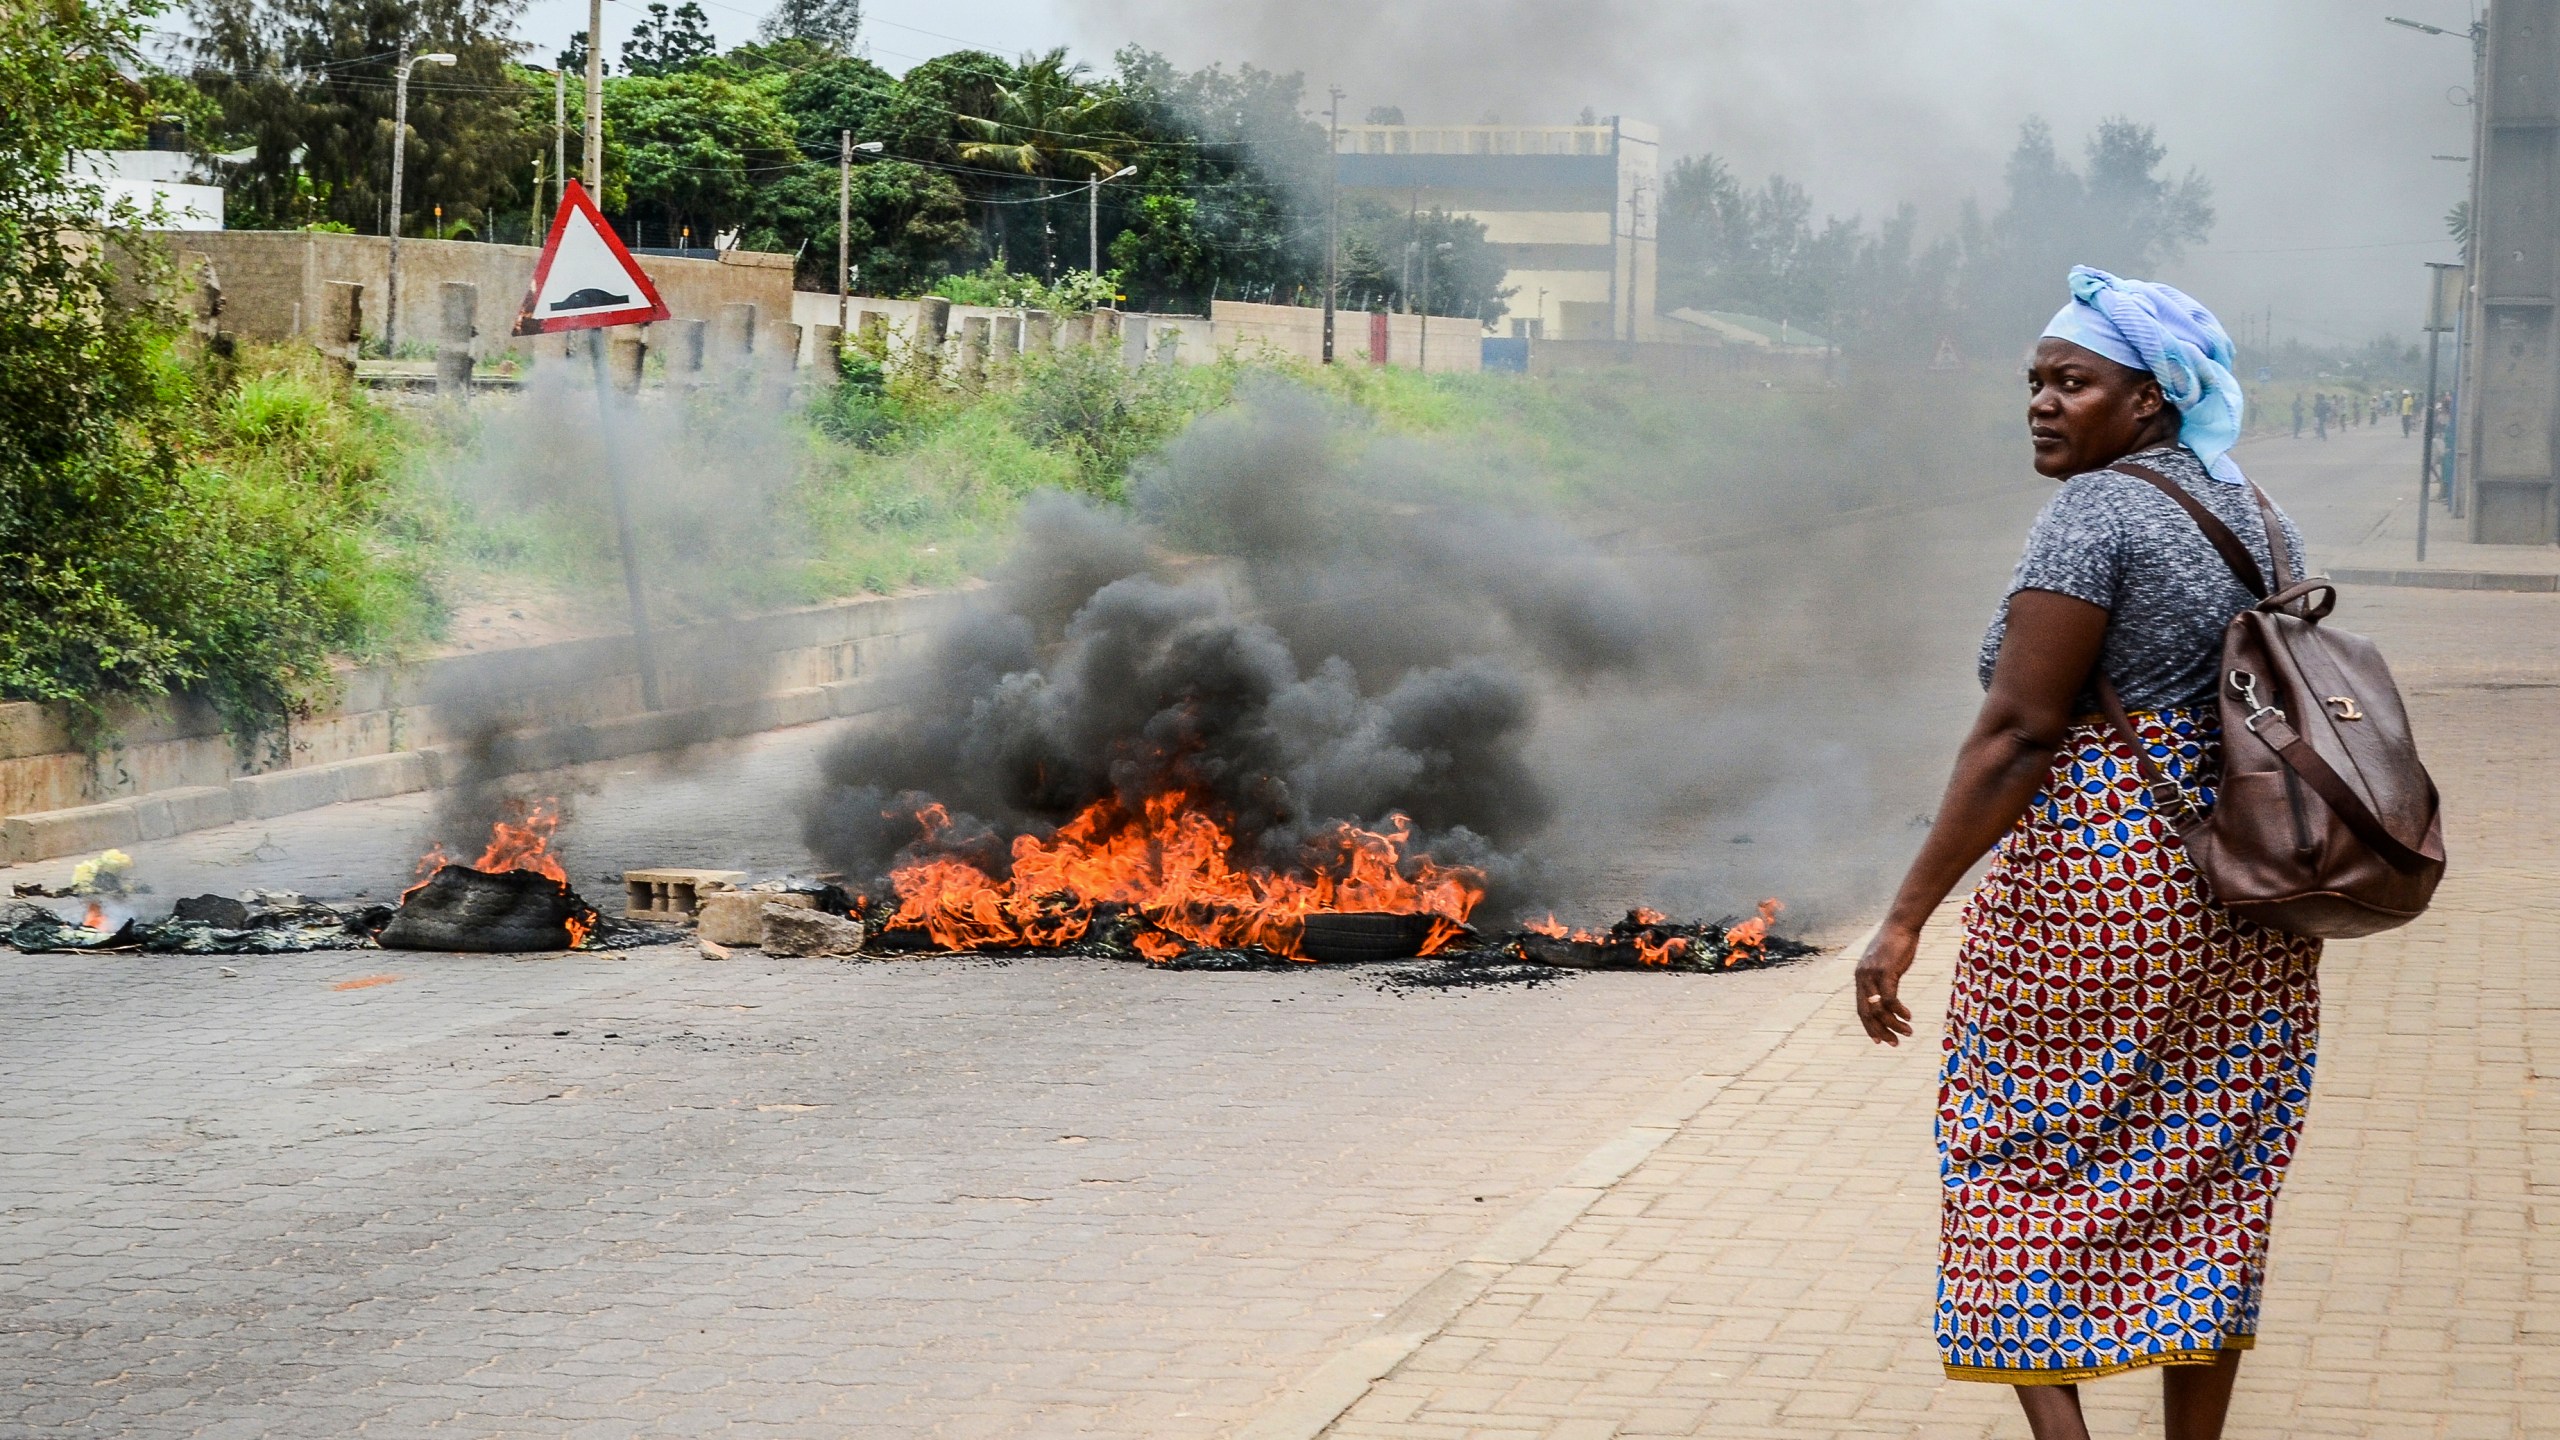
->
[1522, 911, 1603, 944]
[884, 792, 1483, 962]
[82, 901, 108, 931]
[1724, 898, 1783, 967]
[404, 798, 592, 946]
[1632, 932, 1688, 967]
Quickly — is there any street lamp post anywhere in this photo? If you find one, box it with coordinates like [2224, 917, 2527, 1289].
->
[2386, 12, 2488, 518]
[1088, 164, 1135, 275]
[386, 46, 458, 350]
[839, 135, 884, 336]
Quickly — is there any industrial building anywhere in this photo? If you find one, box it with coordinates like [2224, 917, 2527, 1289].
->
[1332, 118, 1659, 342]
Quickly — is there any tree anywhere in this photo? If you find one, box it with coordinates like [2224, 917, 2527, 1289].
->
[1334, 196, 1510, 320]
[1099, 46, 1328, 312]
[759, 0, 859, 54]
[600, 66, 798, 242]
[1959, 116, 2213, 351]
[186, 0, 537, 236]
[4, 0, 418, 736]
[815, 159, 972, 292]
[954, 48, 1126, 275]
[621, 1, 715, 78]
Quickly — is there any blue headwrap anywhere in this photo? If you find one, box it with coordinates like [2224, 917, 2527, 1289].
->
[2041, 265, 2247, 484]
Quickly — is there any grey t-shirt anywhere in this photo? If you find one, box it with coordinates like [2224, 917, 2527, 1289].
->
[1977, 445, 2309, 713]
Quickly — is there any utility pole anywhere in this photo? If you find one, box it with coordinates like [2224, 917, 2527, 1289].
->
[1088, 163, 1134, 274]
[2419, 262, 2463, 562]
[552, 69, 566, 219]
[1622, 180, 1648, 343]
[528, 156, 541, 241]
[1322, 85, 1343, 363]
[582, 0, 604, 191]
[1419, 238, 1450, 370]
[385, 43, 456, 349]
[839, 130, 852, 338]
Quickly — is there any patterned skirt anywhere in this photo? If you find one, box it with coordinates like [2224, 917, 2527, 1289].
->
[1938, 708, 2322, 1385]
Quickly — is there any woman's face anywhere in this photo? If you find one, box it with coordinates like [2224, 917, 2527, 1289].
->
[2025, 338, 2174, 478]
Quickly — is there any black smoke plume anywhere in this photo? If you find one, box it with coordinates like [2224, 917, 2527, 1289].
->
[801, 381, 1660, 910]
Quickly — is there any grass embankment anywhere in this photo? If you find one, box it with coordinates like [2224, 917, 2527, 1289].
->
[29, 335, 2021, 741]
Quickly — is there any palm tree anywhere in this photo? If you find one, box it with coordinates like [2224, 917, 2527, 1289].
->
[955, 49, 1127, 274]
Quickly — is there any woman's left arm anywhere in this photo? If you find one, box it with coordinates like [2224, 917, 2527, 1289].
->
[1853, 588, 2111, 1046]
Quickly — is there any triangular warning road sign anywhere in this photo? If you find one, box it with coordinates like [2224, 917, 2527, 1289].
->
[513, 179, 670, 336]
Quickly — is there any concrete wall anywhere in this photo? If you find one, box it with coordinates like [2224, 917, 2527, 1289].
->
[0, 591, 967, 864]
[159, 230, 797, 355]
[1209, 300, 1483, 372]
[1529, 339, 1837, 389]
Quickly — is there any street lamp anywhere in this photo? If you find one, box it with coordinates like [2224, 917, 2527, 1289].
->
[2385, 12, 2487, 520]
[839, 136, 885, 335]
[386, 47, 458, 350]
[1089, 164, 1135, 276]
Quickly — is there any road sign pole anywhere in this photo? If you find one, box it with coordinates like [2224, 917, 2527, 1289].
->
[2419, 326, 2442, 564]
[588, 337, 662, 711]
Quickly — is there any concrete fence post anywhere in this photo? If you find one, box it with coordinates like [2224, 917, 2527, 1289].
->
[857, 310, 889, 356]
[810, 324, 843, 387]
[991, 313, 1020, 364]
[676, 317, 707, 385]
[715, 303, 756, 376]
[1023, 309, 1055, 352]
[959, 314, 991, 385]
[606, 330, 646, 395]
[320, 280, 363, 375]
[915, 296, 951, 357]
[436, 281, 477, 399]
[1120, 315, 1150, 372]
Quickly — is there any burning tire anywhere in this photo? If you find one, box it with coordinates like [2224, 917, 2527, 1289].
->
[1296, 911, 1439, 964]
[378, 866, 598, 953]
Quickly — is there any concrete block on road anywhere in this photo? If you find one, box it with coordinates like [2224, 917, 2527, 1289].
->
[761, 904, 864, 957]
[229, 765, 345, 820]
[333, 751, 430, 803]
[131, 785, 237, 841]
[2, 800, 143, 864]
[697, 890, 811, 947]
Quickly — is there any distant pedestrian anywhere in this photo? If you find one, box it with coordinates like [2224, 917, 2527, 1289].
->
[2315, 394, 2329, 440]
[2401, 389, 2416, 437]
[1860, 264, 2315, 1440]
[2292, 393, 2305, 438]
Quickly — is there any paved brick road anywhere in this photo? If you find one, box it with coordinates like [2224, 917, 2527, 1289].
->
[4, 426, 2547, 1438]
[1290, 434, 2559, 1439]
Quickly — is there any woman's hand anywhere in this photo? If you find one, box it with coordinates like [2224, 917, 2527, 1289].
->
[1854, 588, 2110, 1052]
[1853, 924, 1919, 1046]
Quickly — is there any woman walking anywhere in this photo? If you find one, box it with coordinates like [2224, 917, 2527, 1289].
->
[1854, 267, 2321, 1440]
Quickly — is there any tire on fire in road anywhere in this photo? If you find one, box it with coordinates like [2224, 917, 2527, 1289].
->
[1296, 911, 1438, 964]
[378, 867, 597, 953]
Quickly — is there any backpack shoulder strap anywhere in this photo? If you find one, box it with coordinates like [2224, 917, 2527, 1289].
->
[2111, 461, 2270, 599]
[2246, 481, 2300, 591]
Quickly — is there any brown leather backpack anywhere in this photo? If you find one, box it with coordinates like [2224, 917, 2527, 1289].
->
[2093, 463, 2446, 940]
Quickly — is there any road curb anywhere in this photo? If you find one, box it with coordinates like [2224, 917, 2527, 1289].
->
[2331, 566, 2558, 593]
[1226, 950, 1862, 1440]
[0, 678, 896, 867]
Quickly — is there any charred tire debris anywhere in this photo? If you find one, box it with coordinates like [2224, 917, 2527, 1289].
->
[3, 883, 1816, 993]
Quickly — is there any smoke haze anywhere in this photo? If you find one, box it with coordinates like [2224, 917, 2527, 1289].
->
[514, 0, 2475, 345]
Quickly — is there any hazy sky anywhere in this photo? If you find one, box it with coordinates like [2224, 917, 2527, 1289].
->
[517, 0, 2481, 345]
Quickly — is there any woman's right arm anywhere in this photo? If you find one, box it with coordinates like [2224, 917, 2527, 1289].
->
[1853, 588, 2110, 1046]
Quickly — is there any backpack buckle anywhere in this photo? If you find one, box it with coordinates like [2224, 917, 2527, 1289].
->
[2230, 669, 2287, 734]
[2144, 776, 2200, 828]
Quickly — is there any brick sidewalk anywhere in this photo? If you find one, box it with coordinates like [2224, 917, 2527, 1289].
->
[1269, 587, 2557, 1440]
